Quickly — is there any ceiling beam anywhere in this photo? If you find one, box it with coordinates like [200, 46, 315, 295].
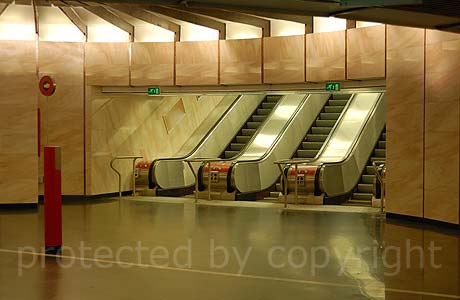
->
[59, 6, 87, 37]
[107, 4, 181, 41]
[34, 0, 51, 6]
[14, 0, 31, 5]
[50, 0, 67, 6]
[0, 3, 9, 17]
[230, 9, 314, 25]
[175, 7, 270, 37]
[148, 5, 226, 39]
[84, 6, 134, 41]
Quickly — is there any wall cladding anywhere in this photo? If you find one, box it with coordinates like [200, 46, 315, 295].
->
[424, 30, 460, 224]
[38, 42, 85, 196]
[347, 25, 386, 79]
[85, 42, 130, 86]
[220, 38, 262, 85]
[0, 41, 38, 203]
[385, 25, 425, 218]
[306, 31, 345, 82]
[263, 35, 305, 84]
[176, 41, 219, 86]
[131, 42, 175, 86]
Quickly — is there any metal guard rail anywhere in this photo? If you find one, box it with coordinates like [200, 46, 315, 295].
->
[110, 156, 143, 198]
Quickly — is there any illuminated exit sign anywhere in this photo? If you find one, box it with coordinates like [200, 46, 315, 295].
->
[148, 87, 160, 95]
[325, 82, 341, 91]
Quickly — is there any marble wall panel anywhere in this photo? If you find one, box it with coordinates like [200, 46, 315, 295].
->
[306, 31, 345, 82]
[38, 42, 85, 195]
[88, 90, 226, 195]
[85, 42, 130, 86]
[131, 42, 175, 86]
[385, 26, 425, 217]
[424, 30, 460, 224]
[220, 38, 262, 85]
[0, 41, 38, 204]
[175, 41, 218, 86]
[347, 25, 386, 79]
[263, 35, 305, 84]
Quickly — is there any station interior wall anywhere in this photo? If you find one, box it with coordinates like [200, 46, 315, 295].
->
[0, 25, 458, 224]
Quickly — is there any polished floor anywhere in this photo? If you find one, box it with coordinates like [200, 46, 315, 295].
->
[0, 197, 459, 300]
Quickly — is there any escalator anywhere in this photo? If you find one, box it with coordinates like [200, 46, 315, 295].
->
[346, 128, 386, 206]
[264, 94, 352, 201]
[220, 95, 282, 159]
[281, 92, 386, 204]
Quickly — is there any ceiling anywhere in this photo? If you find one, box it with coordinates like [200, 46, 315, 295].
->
[0, 0, 458, 38]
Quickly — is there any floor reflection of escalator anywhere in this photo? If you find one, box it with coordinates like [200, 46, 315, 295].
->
[219, 95, 282, 159]
[346, 128, 386, 206]
[264, 94, 352, 201]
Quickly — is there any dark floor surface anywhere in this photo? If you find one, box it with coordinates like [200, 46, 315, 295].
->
[0, 197, 459, 300]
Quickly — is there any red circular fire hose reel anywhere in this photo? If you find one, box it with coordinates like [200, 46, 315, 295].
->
[39, 75, 56, 96]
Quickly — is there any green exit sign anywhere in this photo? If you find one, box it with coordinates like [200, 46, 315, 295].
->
[148, 87, 161, 95]
[326, 82, 341, 91]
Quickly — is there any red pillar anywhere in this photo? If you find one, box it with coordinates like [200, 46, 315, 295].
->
[44, 146, 62, 255]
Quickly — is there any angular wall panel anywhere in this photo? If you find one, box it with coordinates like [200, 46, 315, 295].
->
[220, 38, 262, 85]
[0, 41, 38, 203]
[85, 42, 130, 86]
[347, 25, 386, 79]
[131, 42, 174, 86]
[385, 26, 425, 218]
[176, 41, 218, 86]
[263, 35, 305, 84]
[424, 30, 460, 224]
[306, 31, 345, 82]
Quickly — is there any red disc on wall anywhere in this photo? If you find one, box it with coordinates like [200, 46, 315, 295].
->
[39, 76, 56, 96]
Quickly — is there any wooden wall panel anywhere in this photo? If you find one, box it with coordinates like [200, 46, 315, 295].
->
[347, 25, 386, 79]
[424, 30, 460, 224]
[220, 38, 262, 85]
[306, 31, 346, 82]
[263, 35, 305, 84]
[386, 26, 425, 217]
[89, 92, 226, 195]
[176, 41, 218, 86]
[38, 42, 85, 195]
[85, 42, 130, 86]
[131, 42, 174, 86]
[0, 41, 37, 204]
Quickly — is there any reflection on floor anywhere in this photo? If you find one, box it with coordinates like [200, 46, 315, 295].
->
[0, 196, 458, 300]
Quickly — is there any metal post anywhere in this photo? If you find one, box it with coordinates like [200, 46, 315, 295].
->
[294, 163, 298, 205]
[186, 161, 198, 204]
[207, 161, 212, 201]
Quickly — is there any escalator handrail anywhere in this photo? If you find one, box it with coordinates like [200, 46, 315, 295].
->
[274, 93, 356, 166]
[149, 94, 246, 186]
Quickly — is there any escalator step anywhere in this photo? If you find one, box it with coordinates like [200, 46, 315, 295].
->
[311, 127, 332, 134]
[315, 119, 336, 127]
[247, 121, 262, 129]
[362, 175, 375, 184]
[328, 99, 348, 106]
[241, 128, 256, 136]
[370, 157, 386, 163]
[257, 108, 272, 115]
[236, 136, 251, 143]
[230, 143, 245, 151]
[269, 191, 281, 198]
[365, 166, 375, 175]
[297, 149, 318, 158]
[332, 94, 352, 100]
[378, 141, 386, 149]
[381, 133, 386, 140]
[357, 183, 373, 193]
[352, 192, 373, 201]
[275, 183, 282, 191]
[324, 106, 344, 113]
[261, 102, 276, 109]
[305, 134, 328, 142]
[252, 115, 266, 122]
[320, 112, 341, 120]
[266, 95, 281, 102]
[224, 150, 239, 158]
[302, 142, 323, 150]
[374, 148, 386, 157]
